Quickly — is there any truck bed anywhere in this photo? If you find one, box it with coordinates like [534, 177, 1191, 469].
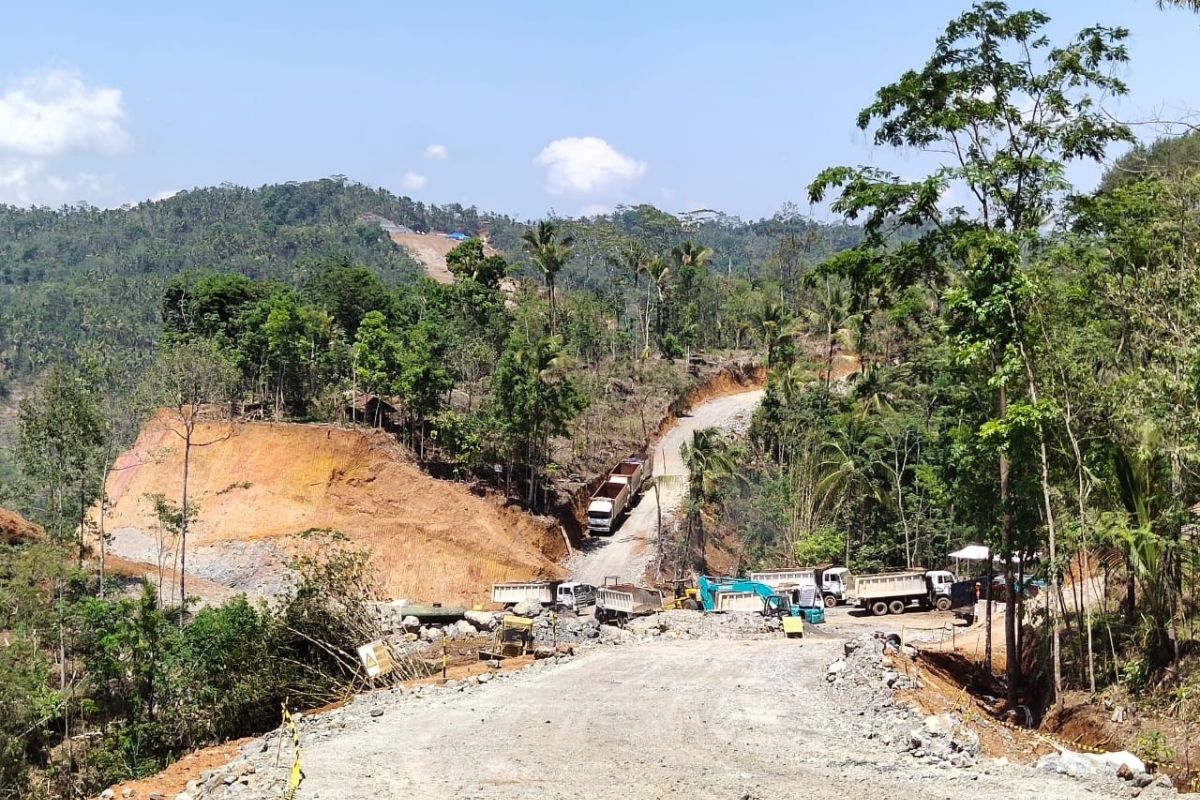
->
[596, 584, 662, 616]
[848, 572, 927, 601]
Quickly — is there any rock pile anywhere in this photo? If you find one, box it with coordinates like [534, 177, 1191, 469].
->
[623, 609, 793, 640]
[1036, 749, 1171, 792]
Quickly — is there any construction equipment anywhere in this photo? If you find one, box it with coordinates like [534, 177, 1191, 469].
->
[697, 575, 826, 623]
[847, 569, 956, 616]
[662, 579, 702, 611]
[478, 615, 533, 660]
[491, 581, 561, 608]
[750, 565, 852, 607]
[587, 452, 653, 534]
[595, 578, 663, 624]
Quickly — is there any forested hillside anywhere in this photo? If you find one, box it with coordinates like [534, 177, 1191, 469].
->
[5, 2, 1200, 795]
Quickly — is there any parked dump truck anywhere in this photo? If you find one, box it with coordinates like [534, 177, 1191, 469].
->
[595, 578, 663, 624]
[847, 570, 956, 616]
[491, 581, 561, 608]
[750, 565, 853, 608]
[586, 452, 653, 534]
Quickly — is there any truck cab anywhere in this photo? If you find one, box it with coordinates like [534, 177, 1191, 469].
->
[925, 570, 956, 599]
[556, 582, 596, 611]
[817, 566, 852, 607]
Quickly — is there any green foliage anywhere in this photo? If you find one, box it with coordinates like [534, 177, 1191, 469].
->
[445, 238, 508, 289]
[303, 262, 390, 336]
[491, 332, 587, 508]
[16, 363, 107, 543]
[793, 526, 846, 567]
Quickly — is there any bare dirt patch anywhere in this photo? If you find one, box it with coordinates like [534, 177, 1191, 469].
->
[98, 419, 567, 605]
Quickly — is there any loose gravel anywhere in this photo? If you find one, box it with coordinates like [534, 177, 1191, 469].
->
[132, 612, 1175, 800]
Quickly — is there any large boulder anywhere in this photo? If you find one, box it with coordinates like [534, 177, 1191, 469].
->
[464, 610, 497, 631]
[400, 615, 421, 632]
[512, 600, 543, 618]
[453, 619, 477, 638]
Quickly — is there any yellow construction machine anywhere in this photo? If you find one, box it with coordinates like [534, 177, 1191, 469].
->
[661, 580, 701, 611]
[478, 615, 533, 660]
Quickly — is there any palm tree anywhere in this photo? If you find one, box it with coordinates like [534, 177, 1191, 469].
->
[750, 295, 790, 366]
[816, 417, 885, 565]
[642, 255, 671, 341]
[797, 278, 858, 387]
[681, 427, 739, 573]
[521, 221, 574, 334]
[671, 240, 713, 271]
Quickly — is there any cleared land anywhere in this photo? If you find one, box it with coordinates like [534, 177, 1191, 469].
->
[99, 418, 566, 604]
[271, 636, 1142, 800]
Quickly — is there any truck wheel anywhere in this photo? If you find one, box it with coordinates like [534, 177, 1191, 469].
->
[871, 601, 889, 616]
[888, 600, 906, 615]
[823, 594, 837, 608]
[683, 599, 699, 611]
[935, 596, 951, 612]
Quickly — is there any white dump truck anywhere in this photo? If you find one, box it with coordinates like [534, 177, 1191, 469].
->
[847, 570, 956, 616]
[586, 452, 653, 534]
[750, 565, 853, 607]
[594, 578, 663, 624]
[491, 581, 561, 607]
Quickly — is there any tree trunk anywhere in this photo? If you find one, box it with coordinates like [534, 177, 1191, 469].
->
[179, 428, 191, 622]
[999, 383, 1019, 709]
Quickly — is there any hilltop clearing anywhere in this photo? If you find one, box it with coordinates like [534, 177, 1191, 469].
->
[99, 418, 567, 605]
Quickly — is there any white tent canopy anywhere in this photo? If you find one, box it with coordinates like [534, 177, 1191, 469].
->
[948, 544, 990, 561]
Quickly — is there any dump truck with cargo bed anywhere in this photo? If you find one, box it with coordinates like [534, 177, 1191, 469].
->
[847, 570, 955, 616]
[586, 452, 653, 534]
[594, 579, 663, 624]
[491, 581, 561, 607]
[750, 565, 852, 607]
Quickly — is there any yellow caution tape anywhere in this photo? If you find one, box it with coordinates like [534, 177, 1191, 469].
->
[281, 703, 303, 799]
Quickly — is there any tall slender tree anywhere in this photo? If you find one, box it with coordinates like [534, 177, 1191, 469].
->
[521, 221, 574, 335]
[808, 1, 1133, 707]
[142, 340, 238, 616]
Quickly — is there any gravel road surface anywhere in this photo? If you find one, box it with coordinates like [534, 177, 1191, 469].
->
[570, 390, 764, 586]
[270, 636, 1145, 800]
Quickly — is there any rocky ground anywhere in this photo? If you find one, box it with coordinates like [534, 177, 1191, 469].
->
[106, 610, 1178, 800]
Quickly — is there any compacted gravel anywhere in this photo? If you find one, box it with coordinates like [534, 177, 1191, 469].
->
[167, 615, 1174, 800]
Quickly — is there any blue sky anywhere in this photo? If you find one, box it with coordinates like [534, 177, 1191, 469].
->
[1, 1, 1198, 220]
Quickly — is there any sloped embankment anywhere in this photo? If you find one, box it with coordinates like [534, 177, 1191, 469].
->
[102, 419, 566, 604]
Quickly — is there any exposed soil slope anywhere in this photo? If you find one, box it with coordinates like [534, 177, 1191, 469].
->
[0, 506, 42, 544]
[101, 419, 566, 604]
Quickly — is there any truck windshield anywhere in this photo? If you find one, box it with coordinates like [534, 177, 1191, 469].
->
[587, 510, 610, 519]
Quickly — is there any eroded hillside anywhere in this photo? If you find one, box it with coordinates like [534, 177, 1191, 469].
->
[101, 418, 566, 604]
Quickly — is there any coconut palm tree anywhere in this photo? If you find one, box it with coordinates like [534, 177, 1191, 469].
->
[681, 427, 739, 573]
[521, 221, 574, 334]
[796, 278, 858, 386]
[750, 295, 790, 367]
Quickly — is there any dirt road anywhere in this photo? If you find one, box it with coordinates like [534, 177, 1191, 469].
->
[570, 389, 764, 586]
[287, 636, 1139, 800]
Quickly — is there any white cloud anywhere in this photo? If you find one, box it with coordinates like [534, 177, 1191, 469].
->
[580, 203, 611, 217]
[534, 136, 646, 194]
[0, 156, 119, 206]
[151, 188, 180, 202]
[402, 171, 427, 190]
[424, 144, 448, 160]
[0, 68, 130, 158]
